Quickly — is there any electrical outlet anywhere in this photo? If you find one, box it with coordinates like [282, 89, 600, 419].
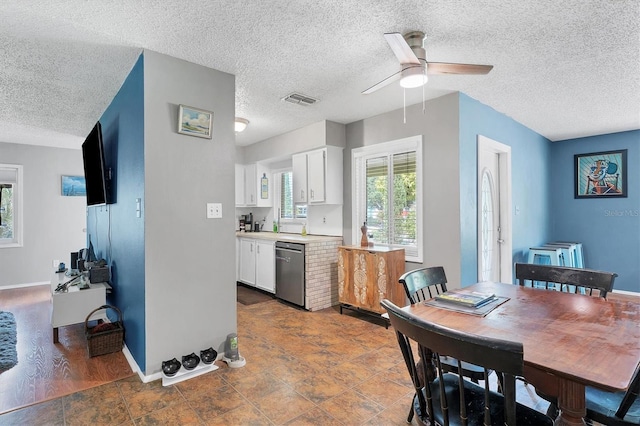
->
[53, 259, 60, 268]
[207, 203, 222, 219]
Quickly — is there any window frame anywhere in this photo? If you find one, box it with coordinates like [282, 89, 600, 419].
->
[273, 169, 306, 224]
[351, 136, 423, 262]
[0, 164, 23, 248]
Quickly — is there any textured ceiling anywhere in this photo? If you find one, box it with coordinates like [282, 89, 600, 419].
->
[0, 0, 638, 149]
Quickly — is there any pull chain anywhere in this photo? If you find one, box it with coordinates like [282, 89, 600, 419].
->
[403, 87, 406, 124]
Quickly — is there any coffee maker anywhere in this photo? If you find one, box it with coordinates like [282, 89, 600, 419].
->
[244, 213, 253, 232]
[239, 213, 253, 232]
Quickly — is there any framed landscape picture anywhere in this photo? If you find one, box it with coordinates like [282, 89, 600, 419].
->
[575, 149, 627, 198]
[61, 175, 86, 196]
[178, 105, 213, 139]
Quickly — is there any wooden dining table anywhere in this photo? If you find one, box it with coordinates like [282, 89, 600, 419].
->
[403, 281, 640, 426]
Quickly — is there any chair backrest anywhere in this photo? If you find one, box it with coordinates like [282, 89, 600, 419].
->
[515, 263, 617, 298]
[382, 298, 524, 426]
[399, 266, 448, 304]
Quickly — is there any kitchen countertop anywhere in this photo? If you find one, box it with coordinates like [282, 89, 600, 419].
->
[235, 231, 342, 243]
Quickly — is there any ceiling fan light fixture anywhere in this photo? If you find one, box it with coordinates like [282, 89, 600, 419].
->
[234, 117, 249, 132]
[399, 65, 428, 89]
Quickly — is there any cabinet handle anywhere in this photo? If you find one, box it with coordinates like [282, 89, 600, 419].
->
[301, 190, 304, 199]
[310, 189, 314, 200]
[257, 245, 260, 254]
[250, 244, 253, 252]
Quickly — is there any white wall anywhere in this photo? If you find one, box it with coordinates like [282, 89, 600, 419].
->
[344, 93, 463, 287]
[0, 142, 86, 287]
[143, 51, 237, 374]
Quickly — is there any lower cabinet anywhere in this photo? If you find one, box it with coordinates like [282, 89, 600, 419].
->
[238, 238, 275, 293]
[337, 246, 406, 314]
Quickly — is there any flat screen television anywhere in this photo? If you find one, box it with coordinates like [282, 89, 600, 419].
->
[81, 122, 109, 206]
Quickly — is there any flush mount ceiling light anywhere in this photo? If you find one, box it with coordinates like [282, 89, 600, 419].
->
[234, 117, 249, 132]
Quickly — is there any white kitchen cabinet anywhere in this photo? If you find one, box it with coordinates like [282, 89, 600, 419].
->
[307, 149, 326, 203]
[244, 164, 257, 206]
[238, 238, 275, 293]
[255, 240, 275, 293]
[292, 146, 343, 205]
[239, 238, 256, 286]
[235, 164, 245, 207]
[292, 153, 308, 203]
[236, 163, 272, 207]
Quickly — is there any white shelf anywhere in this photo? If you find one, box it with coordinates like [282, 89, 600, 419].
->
[161, 361, 219, 387]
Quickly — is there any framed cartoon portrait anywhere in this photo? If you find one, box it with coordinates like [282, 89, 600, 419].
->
[575, 149, 627, 198]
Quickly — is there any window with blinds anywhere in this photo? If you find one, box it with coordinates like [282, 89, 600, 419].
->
[0, 164, 22, 247]
[352, 136, 422, 261]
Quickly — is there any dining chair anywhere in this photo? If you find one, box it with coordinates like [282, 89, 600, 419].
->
[399, 267, 502, 390]
[515, 262, 620, 419]
[515, 262, 617, 297]
[583, 364, 640, 426]
[381, 298, 552, 426]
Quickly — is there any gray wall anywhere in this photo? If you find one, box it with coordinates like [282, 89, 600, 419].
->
[241, 120, 344, 164]
[0, 142, 86, 287]
[344, 94, 462, 287]
[143, 51, 237, 374]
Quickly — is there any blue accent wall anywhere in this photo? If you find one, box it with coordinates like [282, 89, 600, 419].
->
[550, 130, 640, 292]
[458, 93, 552, 285]
[87, 54, 146, 370]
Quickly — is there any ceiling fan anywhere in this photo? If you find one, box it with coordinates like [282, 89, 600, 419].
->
[362, 31, 493, 94]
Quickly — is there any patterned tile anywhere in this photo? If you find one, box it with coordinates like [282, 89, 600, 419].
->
[203, 401, 271, 426]
[134, 400, 202, 425]
[0, 399, 65, 426]
[252, 385, 315, 424]
[283, 406, 343, 426]
[354, 373, 413, 407]
[117, 376, 185, 419]
[319, 388, 385, 424]
[188, 384, 249, 419]
[291, 373, 349, 404]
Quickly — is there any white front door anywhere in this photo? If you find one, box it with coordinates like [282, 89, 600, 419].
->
[477, 136, 512, 283]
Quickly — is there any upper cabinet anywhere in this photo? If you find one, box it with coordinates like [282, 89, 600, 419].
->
[292, 146, 343, 205]
[236, 163, 272, 207]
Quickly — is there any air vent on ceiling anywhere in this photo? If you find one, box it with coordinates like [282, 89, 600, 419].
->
[282, 92, 318, 106]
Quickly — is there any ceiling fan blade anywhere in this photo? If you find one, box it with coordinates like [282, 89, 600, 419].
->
[384, 32, 421, 65]
[426, 62, 493, 75]
[362, 69, 402, 94]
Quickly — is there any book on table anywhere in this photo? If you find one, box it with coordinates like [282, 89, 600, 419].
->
[435, 290, 496, 308]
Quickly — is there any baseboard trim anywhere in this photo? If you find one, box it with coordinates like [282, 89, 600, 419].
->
[612, 289, 640, 297]
[122, 344, 162, 383]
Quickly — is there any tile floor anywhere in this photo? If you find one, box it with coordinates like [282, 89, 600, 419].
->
[0, 296, 550, 425]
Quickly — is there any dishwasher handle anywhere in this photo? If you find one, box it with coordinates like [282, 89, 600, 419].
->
[276, 246, 303, 254]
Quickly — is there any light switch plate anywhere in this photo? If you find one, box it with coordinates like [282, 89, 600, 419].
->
[207, 203, 222, 219]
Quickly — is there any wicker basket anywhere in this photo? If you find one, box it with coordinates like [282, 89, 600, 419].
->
[85, 305, 124, 357]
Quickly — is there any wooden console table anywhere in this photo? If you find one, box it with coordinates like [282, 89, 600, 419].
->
[337, 245, 406, 323]
[50, 272, 111, 343]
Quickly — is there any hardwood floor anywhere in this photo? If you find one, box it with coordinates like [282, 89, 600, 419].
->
[0, 285, 133, 415]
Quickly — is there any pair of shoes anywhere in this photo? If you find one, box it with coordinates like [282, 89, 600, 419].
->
[200, 347, 217, 364]
[182, 353, 200, 370]
[162, 358, 181, 377]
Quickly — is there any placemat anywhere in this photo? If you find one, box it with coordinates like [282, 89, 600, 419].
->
[424, 296, 510, 316]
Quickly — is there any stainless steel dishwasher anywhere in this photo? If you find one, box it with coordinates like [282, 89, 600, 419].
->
[275, 241, 305, 307]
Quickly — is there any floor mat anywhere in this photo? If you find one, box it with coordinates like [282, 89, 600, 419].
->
[0, 311, 18, 373]
[237, 285, 274, 305]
